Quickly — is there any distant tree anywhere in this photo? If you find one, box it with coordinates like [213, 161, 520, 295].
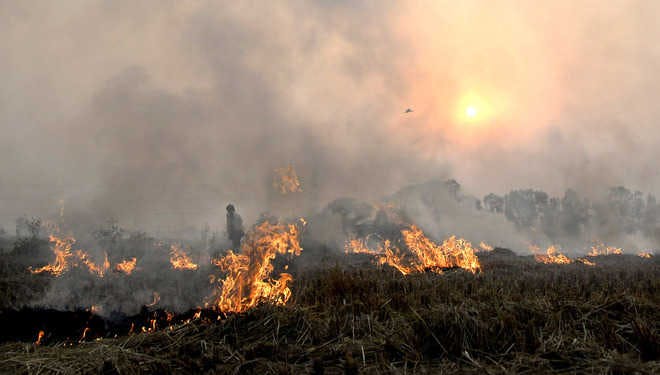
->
[540, 197, 561, 240]
[12, 217, 42, 256]
[642, 194, 659, 237]
[209, 230, 219, 254]
[608, 186, 632, 216]
[560, 189, 587, 237]
[606, 186, 645, 234]
[504, 190, 547, 229]
[201, 223, 210, 249]
[27, 218, 41, 238]
[483, 193, 504, 213]
[93, 218, 124, 249]
[444, 179, 461, 199]
[15, 217, 27, 237]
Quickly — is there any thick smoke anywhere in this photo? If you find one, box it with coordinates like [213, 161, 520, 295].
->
[2, 0, 660, 236]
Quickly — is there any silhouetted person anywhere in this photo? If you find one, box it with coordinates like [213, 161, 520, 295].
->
[226, 204, 244, 250]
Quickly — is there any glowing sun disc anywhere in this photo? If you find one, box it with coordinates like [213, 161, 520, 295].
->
[465, 106, 478, 118]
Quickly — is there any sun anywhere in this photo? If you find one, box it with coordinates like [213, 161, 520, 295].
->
[465, 105, 478, 118]
[456, 92, 492, 124]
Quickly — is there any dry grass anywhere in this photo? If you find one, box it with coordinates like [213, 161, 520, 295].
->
[0, 254, 658, 374]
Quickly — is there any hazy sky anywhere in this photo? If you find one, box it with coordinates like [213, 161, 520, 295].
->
[2, 1, 659, 232]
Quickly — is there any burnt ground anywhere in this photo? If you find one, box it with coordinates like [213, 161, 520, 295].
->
[0, 247, 658, 374]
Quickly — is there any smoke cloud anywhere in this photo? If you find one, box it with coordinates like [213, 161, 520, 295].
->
[2, 0, 659, 236]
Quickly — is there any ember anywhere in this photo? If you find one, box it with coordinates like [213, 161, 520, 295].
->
[34, 331, 44, 346]
[79, 327, 90, 343]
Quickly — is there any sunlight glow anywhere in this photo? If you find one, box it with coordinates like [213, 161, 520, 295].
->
[456, 92, 493, 125]
[465, 105, 478, 118]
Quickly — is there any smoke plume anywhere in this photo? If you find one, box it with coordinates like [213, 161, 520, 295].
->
[2, 1, 659, 236]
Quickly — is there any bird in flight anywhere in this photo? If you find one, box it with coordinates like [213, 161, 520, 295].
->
[404, 108, 413, 113]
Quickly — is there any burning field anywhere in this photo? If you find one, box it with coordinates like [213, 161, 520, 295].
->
[3, 2, 660, 372]
[0, 184, 658, 374]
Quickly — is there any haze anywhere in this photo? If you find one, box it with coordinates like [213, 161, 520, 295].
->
[2, 1, 659, 234]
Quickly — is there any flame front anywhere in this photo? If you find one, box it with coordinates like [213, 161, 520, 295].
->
[376, 239, 413, 275]
[588, 243, 623, 256]
[30, 234, 139, 277]
[345, 226, 481, 274]
[211, 221, 303, 313]
[344, 238, 380, 256]
[170, 244, 198, 270]
[532, 245, 571, 264]
[401, 226, 481, 273]
[345, 237, 412, 274]
[273, 165, 302, 194]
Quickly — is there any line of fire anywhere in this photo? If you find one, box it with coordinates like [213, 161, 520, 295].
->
[1, 174, 658, 373]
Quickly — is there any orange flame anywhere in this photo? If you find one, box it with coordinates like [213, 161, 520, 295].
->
[30, 234, 138, 278]
[401, 226, 481, 273]
[30, 235, 75, 276]
[345, 226, 481, 274]
[210, 221, 303, 313]
[638, 251, 653, 258]
[76, 251, 110, 277]
[576, 257, 597, 266]
[273, 165, 302, 194]
[146, 292, 160, 307]
[376, 239, 413, 275]
[114, 257, 137, 274]
[344, 238, 380, 256]
[532, 245, 571, 264]
[35, 330, 45, 346]
[344, 237, 412, 274]
[479, 241, 494, 252]
[79, 327, 90, 342]
[170, 244, 198, 270]
[588, 243, 623, 256]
